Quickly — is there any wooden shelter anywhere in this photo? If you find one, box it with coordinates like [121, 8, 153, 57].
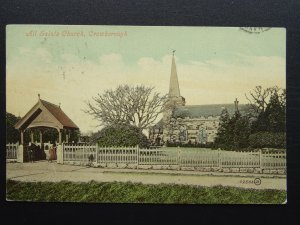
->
[14, 95, 79, 145]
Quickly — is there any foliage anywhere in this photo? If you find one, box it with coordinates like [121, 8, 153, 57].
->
[249, 132, 286, 148]
[91, 124, 149, 148]
[41, 128, 58, 143]
[173, 108, 191, 119]
[63, 129, 80, 143]
[233, 114, 251, 149]
[85, 85, 167, 129]
[6, 112, 20, 143]
[40, 129, 80, 143]
[166, 141, 214, 148]
[249, 86, 286, 133]
[245, 85, 273, 114]
[215, 110, 251, 150]
[214, 108, 231, 149]
[264, 90, 286, 132]
[215, 86, 286, 150]
[6, 180, 286, 204]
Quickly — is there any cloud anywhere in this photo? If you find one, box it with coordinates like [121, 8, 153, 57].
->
[19, 47, 31, 55]
[99, 53, 123, 66]
[61, 53, 80, 63]
[35, 47, 52, 63]
[6, 50, 285, 132]
[18, 47, 52, 64]
[133, 54, 285, 106]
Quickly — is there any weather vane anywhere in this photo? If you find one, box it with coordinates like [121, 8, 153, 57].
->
[172, 49, 176, 56]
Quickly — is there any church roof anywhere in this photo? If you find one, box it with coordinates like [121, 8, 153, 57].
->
[15, 98, 79, 130]
[173, 104, 248, 118]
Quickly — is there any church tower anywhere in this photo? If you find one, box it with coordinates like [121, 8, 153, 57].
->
[163, 51, 185, 124]
[169, 52, 181, 98]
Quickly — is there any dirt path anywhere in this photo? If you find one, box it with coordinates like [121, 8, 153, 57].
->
[6, 161, 287, 190]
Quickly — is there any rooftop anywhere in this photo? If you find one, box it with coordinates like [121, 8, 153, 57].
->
[173, 104, 248, 118]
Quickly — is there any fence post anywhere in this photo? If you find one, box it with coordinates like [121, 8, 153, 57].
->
[95, 143, 98, 165]
[259, 149, 263, 173]
[177, 147, 181, 170]
[218, 149, 222, 171]
[137, 145, 139, 169]
[82, 144, 84, 164]
[62, 143, 64, 163]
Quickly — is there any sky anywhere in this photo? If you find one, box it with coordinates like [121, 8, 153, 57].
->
[6, 25, 286, 133]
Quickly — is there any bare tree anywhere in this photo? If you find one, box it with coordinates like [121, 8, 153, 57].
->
[245, 86, 285, 114]
[245, 86, 272, 114]
[85, 85, 167, 130]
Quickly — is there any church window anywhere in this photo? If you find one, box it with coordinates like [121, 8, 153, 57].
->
[179, 125, 187, 142]
[198, 126, 207, 144]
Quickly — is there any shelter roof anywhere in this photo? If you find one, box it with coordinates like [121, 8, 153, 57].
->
[40, 100, 78, 129]
[15, 98, 79, 130]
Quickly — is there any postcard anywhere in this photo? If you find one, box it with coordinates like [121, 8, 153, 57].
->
[6, 25, 286, 204]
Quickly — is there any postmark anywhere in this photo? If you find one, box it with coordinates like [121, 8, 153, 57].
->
[240, 27, 271, 34]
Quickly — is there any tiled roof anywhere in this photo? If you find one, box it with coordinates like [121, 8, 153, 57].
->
[41, 100, 79, 129]
[173, 104, 248, 118]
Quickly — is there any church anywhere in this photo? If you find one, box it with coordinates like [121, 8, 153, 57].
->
[149, 53, 247, 146]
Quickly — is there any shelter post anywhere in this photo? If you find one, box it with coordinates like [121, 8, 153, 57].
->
[17, 130, 24, 163]
[58, 130, 62, 144]
[30, 131, 34, 143]
[57, 129, 63, 164]
[39, 130, 43, 144]
[20, 130, 24, 145]
[66, 130, 69, 143]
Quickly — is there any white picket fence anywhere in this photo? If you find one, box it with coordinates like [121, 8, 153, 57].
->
[62, 144, 286, 172]
[6, 143, 18, 159]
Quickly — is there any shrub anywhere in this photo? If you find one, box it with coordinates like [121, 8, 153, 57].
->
[6, 112, 20, 143]
[165, 140, 214, 148]
[249, 132, 286, 148]
[91, 124, 149, 148]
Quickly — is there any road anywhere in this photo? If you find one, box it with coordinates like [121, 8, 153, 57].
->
[6, 161, 287, 190]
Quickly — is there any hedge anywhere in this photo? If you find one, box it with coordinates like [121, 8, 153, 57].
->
[249, 132, 286, 148]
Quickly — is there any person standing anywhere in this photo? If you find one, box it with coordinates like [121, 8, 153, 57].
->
[48, 143, 56, 162]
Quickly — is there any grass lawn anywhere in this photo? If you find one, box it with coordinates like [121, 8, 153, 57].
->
[6, 180, 286, 204]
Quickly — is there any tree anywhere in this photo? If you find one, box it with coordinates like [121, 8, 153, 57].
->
[90, 124, 149, 148]
[251, 87, 286, 133]
[85, 85, 167, 130]
[42, 128, 58, 143]
[215, 108, 231, 149]
[6, 112, 20, 143]
[215, 86, 286, 150]
[233, 115, 251, 149]
[228, 111, 242, 148]
[41, 128, 80, 143]
[245, 86, 273, 114]
[69, 129, 80, 143]
[247, 86, 286, 149]
[215, 109, 251, 150]
[265, 90, 285, 132]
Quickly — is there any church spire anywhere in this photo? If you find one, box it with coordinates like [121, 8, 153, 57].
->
[168, 51, 181, 97]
